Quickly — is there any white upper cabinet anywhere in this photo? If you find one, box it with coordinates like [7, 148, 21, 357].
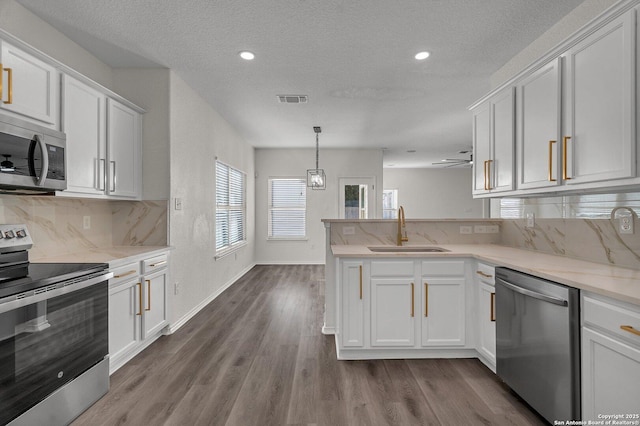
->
[472, 86, 515, 195]
[517, 58, 562, 190]
[62, 74, 106, 195]
[0, 41, 58, 128]
[562, 11, 636, 184]
[107, 99, 141, 199]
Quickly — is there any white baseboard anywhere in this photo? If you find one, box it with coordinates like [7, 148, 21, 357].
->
[322, 325, 336, 335]
[166, 263, 256, 334]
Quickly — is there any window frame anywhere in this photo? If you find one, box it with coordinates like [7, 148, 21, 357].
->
[215, 160, 247, 257]
[267, 177, 308, 240]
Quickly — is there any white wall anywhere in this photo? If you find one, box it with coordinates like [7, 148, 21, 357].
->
[490, 0, 618, 88]
[255, 148, 383, 264]
[0, 0, 114, 89]
[169, 71, 255, 324]
[383, 168, 484, 218]
[113, 68, 171, 200]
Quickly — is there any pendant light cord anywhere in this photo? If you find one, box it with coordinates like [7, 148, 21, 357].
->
[316, 132, 320, 170]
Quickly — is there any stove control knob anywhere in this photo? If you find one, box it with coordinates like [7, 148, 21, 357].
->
[4, 230, 15, 239]
[16, 230, 26, 238]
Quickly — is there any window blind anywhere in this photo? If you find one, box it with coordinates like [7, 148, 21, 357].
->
[268, 178, 306, 238]
[216, 161, 246, 252]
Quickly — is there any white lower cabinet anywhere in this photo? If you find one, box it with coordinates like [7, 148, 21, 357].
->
[371, 278, 415, 346]
[475, 262, 496, 371]
[421, 260, 466, 347]
[336, 257, 471, 359]
[108, 251, 169, 374]
[582, 293, 640, 420]
[341, 261, 365, 347]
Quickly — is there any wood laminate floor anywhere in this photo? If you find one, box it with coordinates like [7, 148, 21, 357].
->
[73, 265, 546, 426]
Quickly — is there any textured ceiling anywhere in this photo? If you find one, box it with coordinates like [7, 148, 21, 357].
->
[16, 0, 585, 167]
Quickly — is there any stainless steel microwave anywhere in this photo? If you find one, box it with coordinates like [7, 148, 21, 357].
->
[0, 115, 66, 193]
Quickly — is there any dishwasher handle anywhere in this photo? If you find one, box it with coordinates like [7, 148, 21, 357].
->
[497, 278, 568, 307]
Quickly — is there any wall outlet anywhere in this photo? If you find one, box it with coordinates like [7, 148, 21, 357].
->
[83, 216, 91, 230]
[342, 226, 355, 235]
[474, 225, 486, 234]
[174, 198, 183, 210]
[619, 215, 634, 235]
[460, 226, 472, 234]
[174, 282, 180, 295]
[486, 225, 499, 233]
[526, 213, 535, 228]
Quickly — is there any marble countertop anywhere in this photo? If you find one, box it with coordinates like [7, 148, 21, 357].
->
[331, 244, 640, 305]
[31, 246, 172, 267]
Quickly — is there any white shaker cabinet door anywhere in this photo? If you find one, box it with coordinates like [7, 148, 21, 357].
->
[582, 327, 640, 420]
[62, 74, 106, 195]
[341, 261, 365, 347]
[109, 278, 141, 369]
[490, 87, 515, 193]
[563, 12, 635, 184]
[371, 278, 415, 347]
[517, 58, 562, 190]
[107, 98, 141, 199]
[0, 41, 58, 127]
[420, 278, 465, 347]
[142, 270, 168, 339]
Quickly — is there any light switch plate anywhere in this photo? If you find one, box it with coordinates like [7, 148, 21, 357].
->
[175, 198, 183, 210]
[486, 225, 499, 233]
[460, 226, 472, 234]
[474, 225, 486, 234]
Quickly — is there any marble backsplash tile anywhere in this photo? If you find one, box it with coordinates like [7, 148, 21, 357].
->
[330, 220, 502, 246]
[111, 200, 168, 246]
[501, 218, 640, 270]
[0, 196, 168, 258]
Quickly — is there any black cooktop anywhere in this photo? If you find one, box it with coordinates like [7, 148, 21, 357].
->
[0, 262, 108, 299]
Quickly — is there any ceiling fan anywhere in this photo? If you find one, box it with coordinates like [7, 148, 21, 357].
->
[432, 150, 473, 168]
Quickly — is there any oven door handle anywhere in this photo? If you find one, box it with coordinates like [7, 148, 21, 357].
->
[497, 278, 568, 306]
[0, 271, 114, 314]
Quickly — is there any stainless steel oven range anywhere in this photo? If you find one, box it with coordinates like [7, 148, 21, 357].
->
[0, 224, 112, 426]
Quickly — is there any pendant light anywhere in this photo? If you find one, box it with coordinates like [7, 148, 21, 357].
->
[307, 126, 326, 190]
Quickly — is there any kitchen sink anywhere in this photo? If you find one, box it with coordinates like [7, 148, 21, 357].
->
[367, 246, 450, 253]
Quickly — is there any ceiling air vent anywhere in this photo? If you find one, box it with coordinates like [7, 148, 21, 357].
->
[277, 95, 308, 104]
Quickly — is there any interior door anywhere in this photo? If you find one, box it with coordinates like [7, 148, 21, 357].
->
[339, 177, 376, 219]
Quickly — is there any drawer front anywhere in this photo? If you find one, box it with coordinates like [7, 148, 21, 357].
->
[583, 294, 640, 346]
[110, 262, 140, 286]
[370, 260, 414, 277]
[143, 253, 169, 274]
[475, 262, 495, 285]
[421, 260, 466, 277]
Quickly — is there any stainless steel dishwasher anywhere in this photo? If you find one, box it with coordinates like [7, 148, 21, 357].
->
[495, 268, 581, 423]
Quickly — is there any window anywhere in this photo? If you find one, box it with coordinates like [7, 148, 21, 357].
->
[268, 178, 306, 238]
[383, 189, 398, 219]
[216, 161, 246, 253]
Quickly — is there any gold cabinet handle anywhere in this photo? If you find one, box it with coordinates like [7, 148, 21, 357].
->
[359, 265, 363, 300]
[114, 269, 137, 279]
[5, 67, 12, 104]
[548, 140, 556, 182]
[483, 160, 488, 190]
[562, 136, 571, 180]
[424, 282, 429, 317]
[620, 325, 640, 337]
[486, 159, 493, 190]
[149, 260, 167, 268]
[136, 282, 143, 316]
[410, 283, 415, 317]
[145, 279, 151, 311]
[490, 293, 496, 322]
[476, 270, 493, 279]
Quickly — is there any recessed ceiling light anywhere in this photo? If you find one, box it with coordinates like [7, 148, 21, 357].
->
[415, 51, 430, 60]
[239, 51, 255, 60]
[407, 149, 416, 153]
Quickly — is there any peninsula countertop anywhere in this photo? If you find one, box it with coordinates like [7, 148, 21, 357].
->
[331, 244, 640, 305]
